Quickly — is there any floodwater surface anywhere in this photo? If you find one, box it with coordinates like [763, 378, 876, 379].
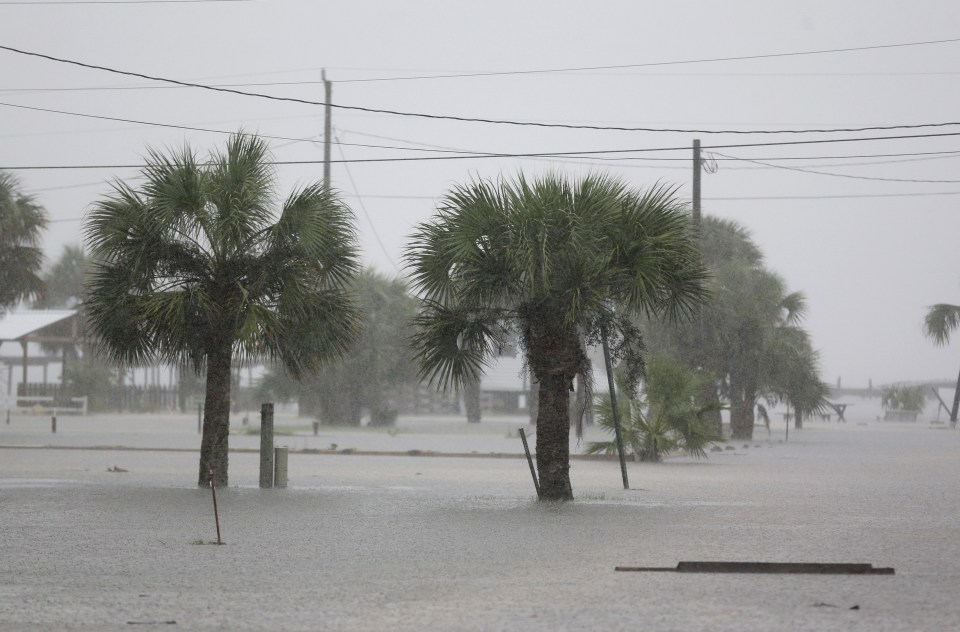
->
[0, 414, 958, 631]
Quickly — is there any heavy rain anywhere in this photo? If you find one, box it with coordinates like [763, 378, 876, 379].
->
[2, 1, 960, 630]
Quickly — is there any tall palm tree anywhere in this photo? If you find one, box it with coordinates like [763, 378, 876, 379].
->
[643, 217, 819, 440]
[924, 302, 960, 426]
[405, 173, 707, 500]
[0, 171, 48, 311]
[723, 263, 809, 439]
[83, 134, 361, 487]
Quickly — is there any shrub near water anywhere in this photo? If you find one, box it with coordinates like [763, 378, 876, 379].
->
[587, 356, 723, 462]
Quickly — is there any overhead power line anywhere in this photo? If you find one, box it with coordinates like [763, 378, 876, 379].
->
[334, 127, 960, 165]
[705, 191, 960, 201]
[0, 0, 249, 4]
[3, 44, 960, 135]
[10, 129, 960, 171]
[331, 36, 960, 83]
[11, 99, 960, 170]
[337, 191, 960, 202]
[39, 190, 960, 227]
[712, 151, 960, 183]
[7, 71, 960, 95]
[333, 131, 398, 271]
[0, 101, 494, 155]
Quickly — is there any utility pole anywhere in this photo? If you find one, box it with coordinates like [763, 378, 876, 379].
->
[692, 138, 721, 436]
[692, 138, 702, 232]
[323, 69, 332, 189]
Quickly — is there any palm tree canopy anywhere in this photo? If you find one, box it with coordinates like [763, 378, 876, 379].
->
[0, 171, 48, 310]
[699, 216, 763, 269]
[405, 172, 708, 389]
[83, 133, 361, 377]
[924, 303, 960, 347]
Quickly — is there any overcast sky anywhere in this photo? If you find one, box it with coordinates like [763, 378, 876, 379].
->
[2, 0, 959, 387]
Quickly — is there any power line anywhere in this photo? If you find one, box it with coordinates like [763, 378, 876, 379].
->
[712, 151, 960, 184]
[7, 70, 960, 95]
[4, 43, 960, 135]
[333, 131, 398, 271]
[41, 190, 960, 227]
[339, 191, 960, 202]
[0, 101, 487, 155]
[331, 36, 960, 83]
[334, 128, 960, 165]
[704, 191, 960, 201]
[10, 130, 960, 170]
[12, 98, 960, 170]
[0, 0, 249, 4]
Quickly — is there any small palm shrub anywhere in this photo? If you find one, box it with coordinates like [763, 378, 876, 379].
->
[586, 356, 723, 462]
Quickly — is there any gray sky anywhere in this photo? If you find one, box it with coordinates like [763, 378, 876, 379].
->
[2, 0, 959, 387]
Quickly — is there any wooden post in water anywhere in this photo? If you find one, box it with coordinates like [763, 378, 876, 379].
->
[51, 413, 56, 434]
[601, 324, 630, 490]
[209, 467, 222, 544]
[259, 403, 274, 489]
[274, 447, 288, 488]
[518, 427, 541, 500]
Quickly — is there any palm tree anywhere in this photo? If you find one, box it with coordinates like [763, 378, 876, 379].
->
[642, 217, 819, 440]
[764, 326, 830, 429]
[305, 269, 418, 426]
[924, 303, 960, 426]
[405, 173, 707, 500]
[83, 134, 361, 487]
[35, 245, 87, 309]
[0, 171, 48, 311]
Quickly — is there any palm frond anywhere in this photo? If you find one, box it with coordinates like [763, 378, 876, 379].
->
[924, 303, 960, 346]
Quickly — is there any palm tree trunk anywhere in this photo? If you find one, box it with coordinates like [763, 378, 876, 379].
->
[730, 399, 755, 440]
[464, 375, 481, 423]
[198, 344, 232, 488]
[535, 373, 573, 501]
[698, 380, 723, 437]
[527, 372, 538, 425]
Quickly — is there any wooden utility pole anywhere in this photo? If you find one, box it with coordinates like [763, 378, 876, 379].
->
[692, 139, 702, 231]
[323, 69, 332, 189]
[691, 138, 721, 436]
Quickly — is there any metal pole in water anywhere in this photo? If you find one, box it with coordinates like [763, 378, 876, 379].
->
[51, 413, 56, 434]
[274, 447, 288, 489]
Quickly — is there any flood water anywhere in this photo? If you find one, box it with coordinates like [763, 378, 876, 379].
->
[1, 413, 958, 630]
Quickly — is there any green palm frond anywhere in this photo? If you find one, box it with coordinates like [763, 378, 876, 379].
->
[406, 172, 707, 399]
[780, 291, 808, 325]
[82, 132, 361, 373]
[0, 171, 49, 309]
[588, 356, 723, 462]
[924, 303, 960, 346]
[409, 300, 508, 389]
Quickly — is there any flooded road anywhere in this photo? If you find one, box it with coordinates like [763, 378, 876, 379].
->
[1, 415, 958, 630]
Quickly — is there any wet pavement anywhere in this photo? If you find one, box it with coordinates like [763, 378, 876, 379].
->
[1, 412, 958, 630]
